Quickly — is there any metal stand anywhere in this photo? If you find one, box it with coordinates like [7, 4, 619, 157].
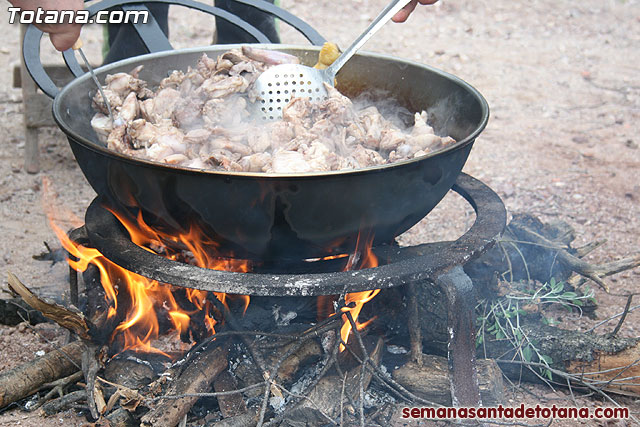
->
[437, 266, 482, 406]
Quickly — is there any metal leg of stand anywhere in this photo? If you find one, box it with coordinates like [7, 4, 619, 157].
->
[436, 265, 482, 407]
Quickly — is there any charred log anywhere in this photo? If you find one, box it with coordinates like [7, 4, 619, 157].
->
[392, 355, 504, 406]
[140, 342, 228, 427]
[214, 371, 247, 419]
[0, 340, 84, 408]
[39, 389, 87, 416]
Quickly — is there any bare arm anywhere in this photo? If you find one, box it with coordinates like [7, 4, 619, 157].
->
[8, 0, 84, 51]
[392, 0, 439, 23]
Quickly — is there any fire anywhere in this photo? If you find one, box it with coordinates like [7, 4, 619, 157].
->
[43, 179, 247, 357]
[339, 232, 380, 350]
[43, 179, 380, 357]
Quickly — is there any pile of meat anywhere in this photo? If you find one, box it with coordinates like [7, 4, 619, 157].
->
[91, 47, 455, 173]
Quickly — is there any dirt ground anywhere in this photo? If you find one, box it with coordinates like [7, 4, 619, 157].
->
[0, 0, 639, 425]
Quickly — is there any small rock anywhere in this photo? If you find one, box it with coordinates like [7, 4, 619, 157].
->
[386, 345, 408, 354]
[624, 139, 638, 149]
[571, 135, 589, 144]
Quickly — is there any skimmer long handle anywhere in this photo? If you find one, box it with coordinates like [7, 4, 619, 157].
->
[324, 0, 411, 80]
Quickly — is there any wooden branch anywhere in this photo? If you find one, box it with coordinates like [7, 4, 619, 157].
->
[567, 254, 640, 289]
[486, 322, 640, 395]
[214, 371, 247, 419]
[508, 224, 640, 292]
[567, 343, 640, 396]
[6, 272, 91, 340]
[0, 340, 84, 408]
[39, 390, 87, 416]
[392, 355, 504, 406]
[284, 337, 384, 423]
[140, 343, 228, 427]
[82, 343, 106, 419]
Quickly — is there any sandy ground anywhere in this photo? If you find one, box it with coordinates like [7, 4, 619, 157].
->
[0, 0, 639, 425]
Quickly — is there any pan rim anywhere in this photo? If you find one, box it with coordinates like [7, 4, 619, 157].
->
[53, 44, 489, 180]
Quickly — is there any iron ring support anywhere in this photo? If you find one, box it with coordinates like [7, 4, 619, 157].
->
[22, 0, 326, 98]
[83, 173, 507, 297]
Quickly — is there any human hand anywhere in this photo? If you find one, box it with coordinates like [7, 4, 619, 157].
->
[9, 0, 84, 51]
[392, 0, 439, 23]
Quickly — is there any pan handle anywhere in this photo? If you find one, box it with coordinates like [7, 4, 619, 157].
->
[22, 0, 327, 99]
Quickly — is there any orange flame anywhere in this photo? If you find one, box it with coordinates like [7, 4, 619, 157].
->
[339, 232, 380, 350]
[42, 179, 251, 357]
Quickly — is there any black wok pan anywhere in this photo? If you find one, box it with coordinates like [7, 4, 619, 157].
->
[29, 44, 489, 261]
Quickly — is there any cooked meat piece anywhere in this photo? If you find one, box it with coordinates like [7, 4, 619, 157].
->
[199, 75, 249, 99]
[119, 92, 139, 122]
[143, 88, 181, 122]
[283, 97, 313, 126]
[106, 124, 129, 153]
[163, 153, 189, 165]
[202, 96, 249, 127]
[185, 158, 208, 169]
[196, 53, 218, 78]
[146, 142, 175, 161]
[91, 114, 113, 144]
[238, 152, 271, 172]
[229, 61, 262, 78]
[174, 98, 205, 128]
[104, 69, 148, 98]
[155, 126, 186, 154]
[159, 70, 185, 89]
[351, 144, 385, 167]
[221, 50, 251, 65]
[271, 150, 312, 173]
[412, 111, 435, 135]
[127, 119, 156, 148]
[184, 128, 212, 144]
[359, 106, 387, 150]
[316, 84, 356, 125]
[207, 149, 243, 171]
[304, 141, 340, 171]
[92, 88, 123, 115]
[215, 57, 234, 73]
[242, 46, 301, 65]
[379, 128, 406, 152]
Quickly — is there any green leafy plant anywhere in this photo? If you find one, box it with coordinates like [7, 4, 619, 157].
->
[477, 278, 596, 381]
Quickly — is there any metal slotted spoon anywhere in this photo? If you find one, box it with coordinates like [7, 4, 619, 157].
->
[254, 0, 411, 121]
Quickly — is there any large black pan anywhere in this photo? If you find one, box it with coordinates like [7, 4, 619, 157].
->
[33, 44, 488, 261]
